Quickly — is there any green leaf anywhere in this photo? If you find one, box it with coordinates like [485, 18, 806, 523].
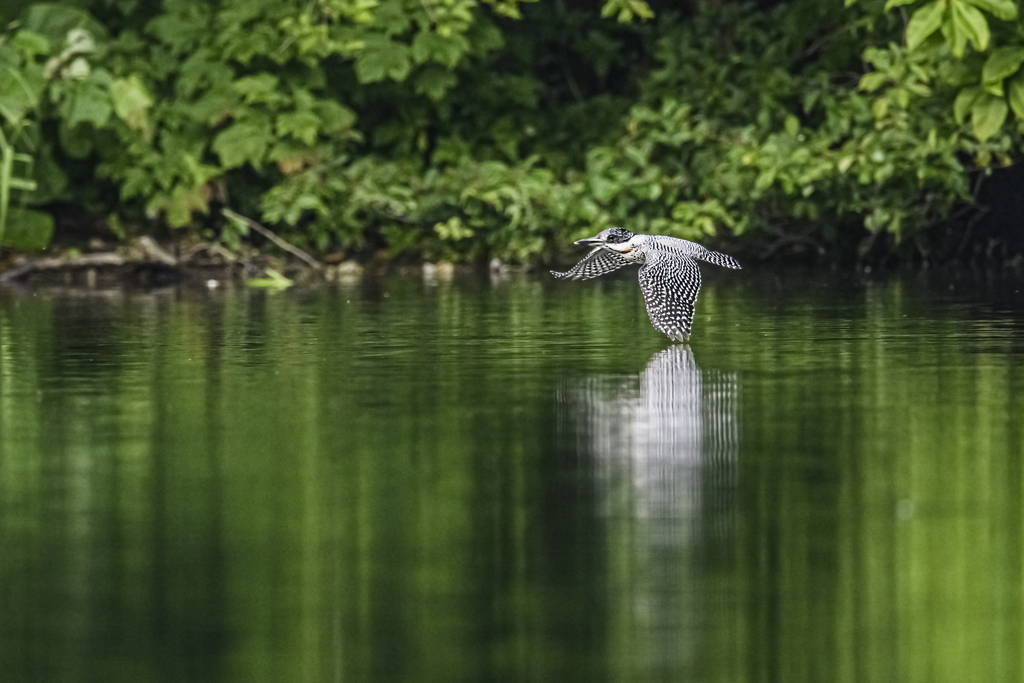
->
[863, 47, 892, 69]
[21, 5, 108, 43]
[147, 4, 217, 56]
[885, 0, 917, 9]
[0, 61, 45, 124]
[354, 36, 411, 83]
[971, 92, 1007, 141]
[312, 100, 357, 136]
[232, 74, 280, 105]
[59, 122, 94, 158]
[414, 65, 459, 101]
[411, 32, 470, 69]
[188, 89, 240, 126]
[954, 85, 982, 123]
[110, 75, 152, 117]
[212, 118, 272, 168]
[60, 77, 112, 128]
[1008, 73, 1024, 120]
[784, 115, 800, 136]
[982, 47, 1024, 84]
[11, 31, 49, 57]
[907, 81, 933, 96]
[942, 13, 968, 57]
[872, 96, 889, 119]
[109, 75, 152, 133]
[859, 72, 888, 92]
[247, 268, 293, 289]
[146, 183, 208, 228]
[963, 0, 1017, 20]
[984, 79, 1004, 96]
[372, 0, 413, 37]
[906, 1, 946, 50]
[1, 207, 54, 250]
[276, 110, 321, 146]
[600, 0, 654, 21]
[952, 1, 990, 52]
[939, 60, 979, 86]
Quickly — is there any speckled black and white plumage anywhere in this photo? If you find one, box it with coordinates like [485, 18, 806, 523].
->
[550, 227, 635, 281]
[552, 230, 741, 342]
[550, 248, 630, 281]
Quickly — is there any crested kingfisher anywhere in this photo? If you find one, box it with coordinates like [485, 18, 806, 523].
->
[551, 227, 741, 342]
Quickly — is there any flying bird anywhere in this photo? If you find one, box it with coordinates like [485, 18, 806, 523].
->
[551, 227, 741, 342]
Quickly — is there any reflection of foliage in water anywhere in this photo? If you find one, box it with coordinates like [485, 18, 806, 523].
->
[1, 278, 1024, 682]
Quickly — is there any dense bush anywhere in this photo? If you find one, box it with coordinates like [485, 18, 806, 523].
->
[0, 0, 1021, 262]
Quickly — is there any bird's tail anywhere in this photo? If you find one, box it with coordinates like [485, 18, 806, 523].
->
[695, 246, 741, 269]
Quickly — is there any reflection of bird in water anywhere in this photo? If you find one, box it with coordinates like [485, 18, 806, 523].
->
[551, 227, 741, 342]
[559, 344, 739, 675]
[572, 344, 739, 523]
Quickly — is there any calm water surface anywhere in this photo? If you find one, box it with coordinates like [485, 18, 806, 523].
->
[2, 270, 1024, 683]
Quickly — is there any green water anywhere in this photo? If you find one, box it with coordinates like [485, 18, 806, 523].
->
[1, 271, 1023, 683]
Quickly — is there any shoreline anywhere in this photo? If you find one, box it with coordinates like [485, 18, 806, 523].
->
[0, 236, 524, 289]
[4, 236, 1024, 291]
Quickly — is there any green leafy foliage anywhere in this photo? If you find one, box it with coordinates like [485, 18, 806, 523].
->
[888, 0, 1024, 148]
[0, 0, 1021, 263]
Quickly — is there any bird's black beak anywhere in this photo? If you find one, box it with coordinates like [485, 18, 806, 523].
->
[574, 237, 606, 247]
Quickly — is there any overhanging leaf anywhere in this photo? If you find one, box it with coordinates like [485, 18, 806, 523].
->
[971, 92, 1008, 141]
[984, 79, 1004, 96]
[954, 85, 982, 124]
[942, 13, 968, 57]
[952, 1, 990, 52]
[963, 0, 1017, 20]
[859, 72, 888, 92]
[11, 31, 49, 57]
[907, 1, 946, 50]
[1008, 73, 1024, 120]
[982, 46, 1024, 84]
[0, 62, 46, 125]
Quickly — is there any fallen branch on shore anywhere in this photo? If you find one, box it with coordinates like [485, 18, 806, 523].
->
[0, 236, 228, 285]
[0, 252, 125, 283]
[221, 208, 322, 270]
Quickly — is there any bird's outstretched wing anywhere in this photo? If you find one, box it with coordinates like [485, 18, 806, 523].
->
[637, 255, 702, 342]
[551, 247, 631, 280]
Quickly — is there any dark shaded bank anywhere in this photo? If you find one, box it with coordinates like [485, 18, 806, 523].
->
[4, 234, 1024, 292]
[7, 182, 1024, 288]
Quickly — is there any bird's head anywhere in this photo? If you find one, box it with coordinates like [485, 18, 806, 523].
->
[574, 227, 634, 248]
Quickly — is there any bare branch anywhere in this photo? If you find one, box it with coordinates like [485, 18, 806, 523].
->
[222, 208, 323, 270]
